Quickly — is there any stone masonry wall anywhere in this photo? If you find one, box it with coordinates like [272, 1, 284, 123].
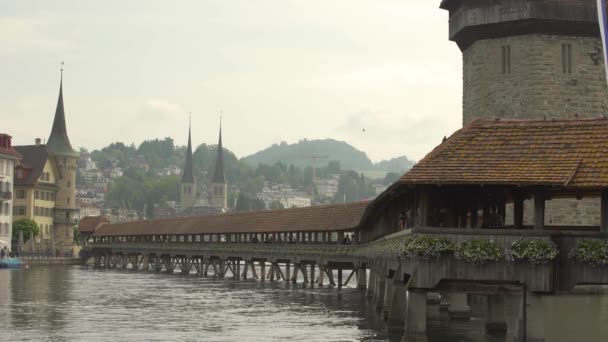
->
[505, 198, 601, 227]
[463, 34, 608, 125]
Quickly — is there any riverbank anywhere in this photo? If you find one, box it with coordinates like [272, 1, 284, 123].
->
[22, 257, 81, 266]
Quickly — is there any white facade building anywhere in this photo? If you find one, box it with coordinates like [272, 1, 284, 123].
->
[0, 134, 21, 251]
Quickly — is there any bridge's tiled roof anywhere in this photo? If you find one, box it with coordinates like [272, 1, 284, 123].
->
[92, 201, 369, 237]
[400, 118, 608, 189]
[79, 216, 110, 233]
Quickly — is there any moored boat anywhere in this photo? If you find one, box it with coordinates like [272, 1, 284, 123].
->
[0, 257, 25, 268]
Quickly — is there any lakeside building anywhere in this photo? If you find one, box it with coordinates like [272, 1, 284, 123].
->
[0, 134, 21, 251]
[13, 72, 78, 252]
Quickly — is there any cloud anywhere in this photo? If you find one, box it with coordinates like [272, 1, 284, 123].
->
[0, 17, 72, 55]
[137, 99, 187, 121]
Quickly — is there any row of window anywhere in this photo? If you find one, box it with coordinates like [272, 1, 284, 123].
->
[40, 172, 51, 182]
[0, 203, 10, 216]
[0, 160, 13, 177]
[34, 206, 54, 217]
[0, 222, 10, 236]
[34, 190, 56, 201]
[14, 206, 25, 216]
[0, 181, 11, 193]
[500, 43, 573, 75]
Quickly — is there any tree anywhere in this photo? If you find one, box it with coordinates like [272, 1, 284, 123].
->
[12, 219, 39, 241]
[269, 200, 284, 210]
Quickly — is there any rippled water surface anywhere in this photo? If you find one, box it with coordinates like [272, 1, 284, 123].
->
[1, 266, 607, 341]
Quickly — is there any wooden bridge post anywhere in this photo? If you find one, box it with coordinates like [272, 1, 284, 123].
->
[357, 267, 367, 290]
[367, 268, 376, 297]
[387, 282, 407, 326]
[317, 265, 325, 286]
[382, 276, 395, 320]
[291, 263, 299, 283]
[285, 262, 291, 281]
[219, 259, 226, 278]
[310, 263, 316, 288]
[337, 269, 343, 289]
[260, 261, 266, 280]
[374, 275, 386, 311]
[404, 290, 428, 341]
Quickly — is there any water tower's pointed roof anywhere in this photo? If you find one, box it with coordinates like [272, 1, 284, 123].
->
[212, 119, 226, 183]
[46, 71, 78, 157]
[182, 119, 195, 183]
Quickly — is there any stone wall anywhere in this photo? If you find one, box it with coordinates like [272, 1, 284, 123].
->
[505, 198, 601, 227]
[462, 34, 608, 125]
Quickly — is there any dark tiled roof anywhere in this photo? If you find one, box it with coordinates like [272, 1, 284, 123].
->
[212, 124, 225, 183]
[14, 145, 49, 186]
[0, 134, 21, 159]
[78, 216, 110, 233]
[182, 124, 195, 183]
[401, 118, 608, 189]
[93, 201, 369, 237]
[46, 78, 78, 157]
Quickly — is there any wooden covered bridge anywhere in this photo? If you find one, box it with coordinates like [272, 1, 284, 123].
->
[85, 118, 608, 341]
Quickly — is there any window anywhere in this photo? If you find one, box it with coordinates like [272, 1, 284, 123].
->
[50, 192, 55, 201]
[67, 181, 71, 188]
[501, 45, 511, 74]
[16, 168, 23, 179]
[67, 197, 70, 205]
[35, 191, 40, 200]
[16, 206, 25, 215]
[4, 203, 10, 215]
[562, 43, 573, 74]
[17, 190, 25, 199]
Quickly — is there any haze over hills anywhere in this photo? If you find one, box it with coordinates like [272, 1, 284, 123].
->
[243, 139, 414, 174]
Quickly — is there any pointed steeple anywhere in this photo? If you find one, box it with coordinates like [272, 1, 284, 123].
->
[182, 116, 195, 183]
[47, 65, 78, 157]
[212, 118, 226, 183]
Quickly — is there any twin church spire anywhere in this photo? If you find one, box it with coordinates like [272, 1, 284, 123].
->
[180, 116, 227, 210]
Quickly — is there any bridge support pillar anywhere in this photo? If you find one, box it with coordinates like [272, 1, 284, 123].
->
[382, 278, 396, 320]
[447, 293, 471, 320]
[367, 269, 376, 298]
[485, 294, 507, 334]
[388, 283, 408, 328]
[142, 255, 149, 271]
[260, 261, 266, 281]
[310, 264, 316, 288]
[357, 267, 367, 290]
[404, 290, 428, 342]
[374, 274, 386, 312]
[525, 294, 546, 342]
[219, 259, 226, 278]
[317, 265, 325, 286]
[285, 262, 291, 282]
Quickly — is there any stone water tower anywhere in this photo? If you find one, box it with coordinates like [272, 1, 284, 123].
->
[441, 0, 608, 125]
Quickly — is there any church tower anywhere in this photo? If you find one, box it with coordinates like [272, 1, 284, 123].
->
[46, 68, 78, 250]
[441, 0, 608, 125]
[210, 121, 227, 209]
[180, 119, 196, 210]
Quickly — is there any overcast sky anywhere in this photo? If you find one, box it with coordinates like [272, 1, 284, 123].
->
[1, 0, 462, 162]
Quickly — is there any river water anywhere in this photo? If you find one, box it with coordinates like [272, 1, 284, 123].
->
[0, 266, 607, 341]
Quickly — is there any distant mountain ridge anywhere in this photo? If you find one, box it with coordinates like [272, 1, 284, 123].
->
[242, 139, 413, 174]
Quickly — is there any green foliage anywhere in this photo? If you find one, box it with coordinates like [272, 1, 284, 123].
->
[12, 219, 39, 241]
[90, 142, 137, 169]
[73, 227, 80, 245]
[455, 240, 503, 264]
[137, 138, 184, 172]
[235, 193, 266, 212]
[269, 200, 284, 210]
[569, 240, 608, 267]
[334, 171, 376, 202]
[405, 235, 455, 260]
[508, 238, 559, 265]
[106, 174, 180, 218]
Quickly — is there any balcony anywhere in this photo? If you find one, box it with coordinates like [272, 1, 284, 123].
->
[0, 191, 12, 201]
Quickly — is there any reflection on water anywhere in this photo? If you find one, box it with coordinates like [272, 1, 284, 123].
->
[0, 267, 607, 342]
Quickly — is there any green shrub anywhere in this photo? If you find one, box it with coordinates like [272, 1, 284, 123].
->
[404, 235, 455, 260]
[569, 240, 608, 267]
[455, 240, 502, 264]
[508, 238, 559, 265]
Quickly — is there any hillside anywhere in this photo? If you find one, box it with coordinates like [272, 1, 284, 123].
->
[242, 139, 413, 173]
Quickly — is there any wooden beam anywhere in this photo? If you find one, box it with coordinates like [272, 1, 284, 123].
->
[534, 189, 546, 230]
[601, 189, 608, 233]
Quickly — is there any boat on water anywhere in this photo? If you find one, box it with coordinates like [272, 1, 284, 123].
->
[0, 257, 26, 268]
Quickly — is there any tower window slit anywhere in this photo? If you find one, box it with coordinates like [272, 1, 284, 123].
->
[501, 45, 511, 74]
[562, 43, 572, 74]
